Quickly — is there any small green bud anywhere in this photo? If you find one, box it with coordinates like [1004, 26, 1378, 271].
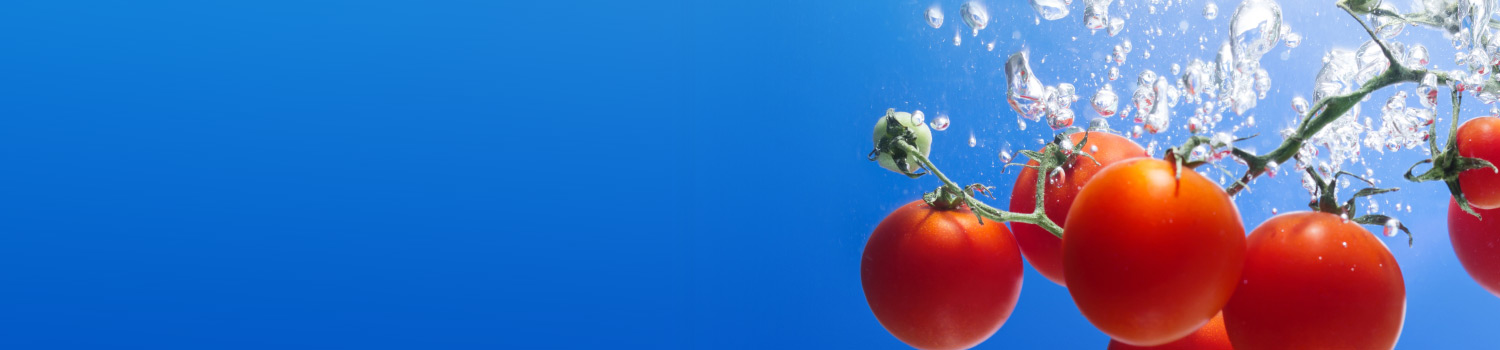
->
[873, 109, 933, 174]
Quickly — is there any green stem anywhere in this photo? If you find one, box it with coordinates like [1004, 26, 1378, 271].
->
[1224, 5, 1454, 195]
[891, 139, 1066, 237]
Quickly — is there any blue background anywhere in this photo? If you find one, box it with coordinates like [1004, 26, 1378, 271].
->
[0, 0, 1495, 348]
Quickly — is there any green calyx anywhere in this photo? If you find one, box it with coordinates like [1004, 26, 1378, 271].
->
[1303, 168, 1413, 246]
[1405, 92, 1498, 219]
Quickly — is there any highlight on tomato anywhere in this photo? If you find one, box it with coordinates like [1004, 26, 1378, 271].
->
[1062, 157, 1246, 347]
[860, 200, 1024, 350]
[1008, 132, 1146, 286]
[1106, 312, 1231, 350]
[1456, 116, 1500, 209]
[1449, 198, 1500, 298]
[1223, 211, 1405, 350]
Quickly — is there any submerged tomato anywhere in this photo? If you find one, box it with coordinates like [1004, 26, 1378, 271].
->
[1107, 312, 1231, 350]
[1223, 211, 1405, 350]
[861, 200, 1024, 350]
[1009, 132, 1146, 286]
[1449, 199, 1500, 297]
[1063, 158, 1245, 347]
[1457, 116, 1500, 209]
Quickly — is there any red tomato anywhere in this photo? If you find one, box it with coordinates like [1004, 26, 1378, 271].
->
[1063, 158, 1245, 347]
[1223, 211, 1405, 350]
[1449, 198, 1500, 297]
[1010, 132, 1147, 286]
[1457, 116, 1500, 209]
[861, 200, 1024, 350]
[1107, 312, 1232, 350]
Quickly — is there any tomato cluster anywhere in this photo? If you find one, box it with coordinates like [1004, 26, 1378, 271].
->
[861, 122, 1500, 349]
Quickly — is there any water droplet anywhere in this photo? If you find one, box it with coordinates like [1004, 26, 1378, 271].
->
[1272, 207, 1279, 214]
[1048, 108, 1076, 129]
[999, 145, 1014, 163]
[1230, 0, 1283, 61]
[968, 133, 977, 147]
[1171, 63, 1182, 76]
[1342, 241, 1348, 248]
[961, 1, 990, 34]
[1408, 44, 1429, 67]
[1083, 0, 1110, 31]
[1292, 96, 1310, 115]
[1130, 125, 1144, 138]
[954, 30, 962, 46]
[1284, 32, 1302, 48]
[1108, 66, 1121, 81]
[1006, 51, 1049, 122]
[929, 114, 950, 131]
[1018, 116, 1028, 130]
[911, 110, 926, 125]
[1253, 68, 1272, 99]
[926, 5, 945, 29]
[1092, 84, 1120, 117]
[1108, 17, 1125, 36]
[1029, 0, 1070, 21]
[1384, 218, 1402, 237]
[1090, 144, 1099, 153]
[1371, 2, 1404, 39]
[1418, 73, 1439, 108]
[1318, 255, 1323, 260]
[1204, 1, 1219, 20]
[1087, 117, 1111, 132]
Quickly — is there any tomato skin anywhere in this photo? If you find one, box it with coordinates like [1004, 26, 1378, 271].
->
[1107, 313, 1232, 350]
[1448, 199, 1500, 297]
[1457, 116, 1500, 209]
[861, 200, 1024, 350]
[1223, 211, 1405, 350]
[1010, 132, 1147, 286]
[1063, 158, 1245, 347]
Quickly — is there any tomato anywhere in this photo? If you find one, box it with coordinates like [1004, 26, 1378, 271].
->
[1457, 116, 1500, 209]
[861, 200, 1024, 350]
[1106, 312, 1231, 350]
[1063, 158, 1245, 347]
[1449, 198, 1500, 297]
[1223, 211, 1405, 350]
[1009, 132, 1147, 286]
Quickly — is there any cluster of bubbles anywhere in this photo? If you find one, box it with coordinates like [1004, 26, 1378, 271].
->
[1006, 51, 1081, 130]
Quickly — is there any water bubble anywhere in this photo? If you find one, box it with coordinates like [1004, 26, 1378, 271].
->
[1058, 83, 1078, 104]
[926, 5, 944, 29]
[999, 145, 1014, 163]
[911, 110, 926, 125]
[1371, 2, 1404, 39]
[929, 114, 951, 131]
[1130, 125, 1144, 138]
[1204, 1, 1220, 20]
[1092, 84, 1120, 117]
[1418, 73, 1439, 108]
[961, 1, 990, 35]
[1253, 68, 1272, 99]
[1491, 107, 1498, 117]
[1315, 49, 1357, 101]
[1342, 241, 1348, 248]
[1030, 0, 1070, 21]
[1006, 51, 1049, 121]
[968, 133, 977, 147]
[1084, 0, 1110, 31]
[1356, 40, 1390, 85]
[1284, 32, 1302, 48]
[1108, 17, 1125, 36]
[1088, 117, 1111, 132]
[1230, 0, 1284, 61]
[1113, 45, 1128, 64]
[1272, 207, 1279, 214]
[1171, 63, 1182, 76]
[1018, 116, 1028, 130]
[1048, 108, 1076, 129]
[1049, 167, 1067, 186]
[1121, 39, 1133, 53]
[954, 30, 962, 46]
[1137, 69, 1158, 87]
[1408, 44, 1430, 67]
[1266, 161, 1279, 178]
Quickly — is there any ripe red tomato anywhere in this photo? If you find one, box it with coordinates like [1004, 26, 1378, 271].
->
[1106, 312, 1231, 350]
[1009, 132, 1147, 286]
[1223, 211, 1405, 350]
[1449, 198, 1500, 297]
[861, 200, 1024, 350]
[1063, 158, 1245, 346]
[1457, 116, 1500, 209]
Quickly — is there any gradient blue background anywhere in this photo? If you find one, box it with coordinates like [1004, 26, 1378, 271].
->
[0, 0, 1493, 348]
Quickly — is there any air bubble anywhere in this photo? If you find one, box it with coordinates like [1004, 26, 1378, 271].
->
[926, 5, 944, 29]
[929, 114, 950, 131]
